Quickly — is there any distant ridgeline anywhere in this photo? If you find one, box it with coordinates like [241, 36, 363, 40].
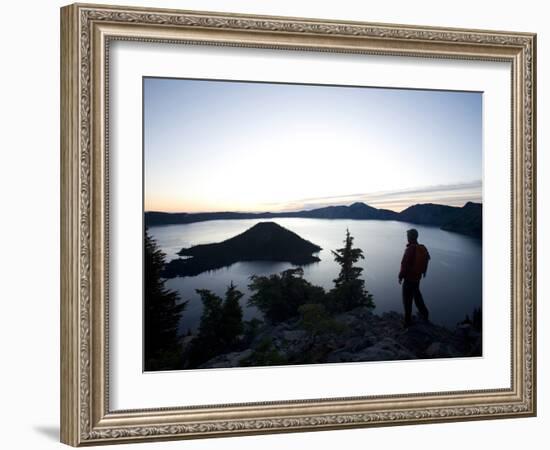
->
[163, 222, 322, 278]
[146, 202, 482, 239]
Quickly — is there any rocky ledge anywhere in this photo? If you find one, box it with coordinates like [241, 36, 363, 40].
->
[180, 306, 482, 369]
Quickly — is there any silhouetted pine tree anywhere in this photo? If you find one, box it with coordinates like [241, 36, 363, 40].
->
[144, 228, 187, 371]
[189, 289, 224, 366]
[328, 229, 374, 311]
[221, 282, 244, 348]
[188, 283, 244, 367]
[472, 307, 482, 332]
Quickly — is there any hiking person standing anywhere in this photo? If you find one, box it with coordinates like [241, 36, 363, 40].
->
[398, 228, 430, 327]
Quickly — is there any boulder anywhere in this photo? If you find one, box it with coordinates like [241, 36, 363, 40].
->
[199, 348, 253, 369]
[283, 330, 306, 342]
[340, 336, 372, 353]
[424, 342, 460, 358]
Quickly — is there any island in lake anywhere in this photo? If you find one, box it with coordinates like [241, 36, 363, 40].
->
[163, 222, 322, 278]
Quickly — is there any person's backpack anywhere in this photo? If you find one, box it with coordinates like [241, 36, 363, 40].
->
[412, 244, 430, 276]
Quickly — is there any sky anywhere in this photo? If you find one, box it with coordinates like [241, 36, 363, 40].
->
[144, 77, 482, 213]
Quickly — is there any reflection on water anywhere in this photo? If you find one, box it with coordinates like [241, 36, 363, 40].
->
[148, 218, 482, 333]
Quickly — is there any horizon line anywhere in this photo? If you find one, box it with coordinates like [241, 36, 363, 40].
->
[145, 199, 482, 216]
[144, 181, 482, 215]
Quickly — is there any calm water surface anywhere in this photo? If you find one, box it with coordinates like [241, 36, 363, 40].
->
[149, 219, 482, 334]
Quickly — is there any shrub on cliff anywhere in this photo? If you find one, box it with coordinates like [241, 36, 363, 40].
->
[248, 268, 325, 323]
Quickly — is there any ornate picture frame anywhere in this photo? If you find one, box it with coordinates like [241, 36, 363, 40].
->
[60, 3, 536, 446]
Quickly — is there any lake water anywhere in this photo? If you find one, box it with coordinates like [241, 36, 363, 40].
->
[149, 218, 482, 334]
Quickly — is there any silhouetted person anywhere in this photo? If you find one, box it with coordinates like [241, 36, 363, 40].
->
[398, 228, 430, 327]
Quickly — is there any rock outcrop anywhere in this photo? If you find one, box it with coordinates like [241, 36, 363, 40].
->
[189, 306, 482, 369]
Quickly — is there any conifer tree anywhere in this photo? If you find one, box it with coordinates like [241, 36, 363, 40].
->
[188, 283, 244, 367]
[332, 229, 365, 287]
[144, 228, 187, 371]
[328, 229, 374, 311]
[221, 282, 244, 348]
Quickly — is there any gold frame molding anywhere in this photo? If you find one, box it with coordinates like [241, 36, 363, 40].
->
[60, 3, 537, 446]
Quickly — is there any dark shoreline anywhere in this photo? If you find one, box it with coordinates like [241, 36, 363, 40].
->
[146, 201, 482, 239]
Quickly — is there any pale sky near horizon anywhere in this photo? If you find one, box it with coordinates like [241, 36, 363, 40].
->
[144, 77, 482, 213]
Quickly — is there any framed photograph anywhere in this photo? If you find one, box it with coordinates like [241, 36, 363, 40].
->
[60, 3, 537, 446]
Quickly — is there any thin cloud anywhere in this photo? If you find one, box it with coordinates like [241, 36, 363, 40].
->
[261, 180, 482, 213]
